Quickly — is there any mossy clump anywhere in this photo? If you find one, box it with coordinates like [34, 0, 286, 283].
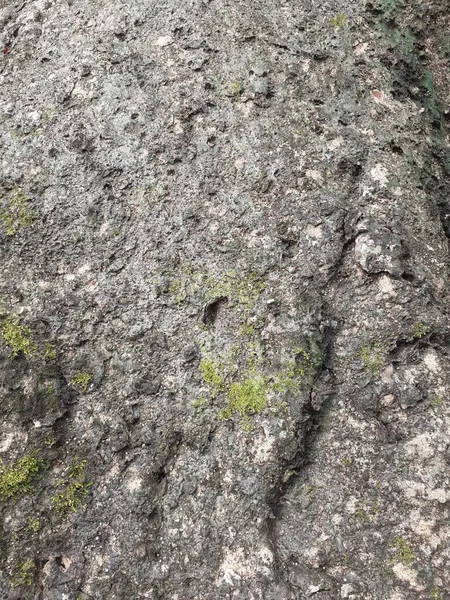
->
[200, 341, 322, 430]
[200, 358, 225, 397]
[203, 270, 265, 312]
[219, 81, 243, 99]
[330, 12, 347, 27]
[0, 189, 34, 236]
[191, 397, 207, 411]
[70, 371, 93, 392]
[0, 452, 44, 501]
[431, 585, 443, 600]
[389, 537, 416, 566]
[412, 322, 429, 339]
[430, 395, 445, 408]
[219, 376, 268, 429]
[44, 343, 57, 360]
[274, 347, 320, 394]
[238, 322, 255, 336]
[10, 559, 35, 587]
[188, 265, 322, 430]
[0, 315, 37, 357]
[360, 341, 386, 377]
[44, 432, 56, 447]
[158, 266, 265, 310]
[27, 516, 41, 533]
[51, 457, 92, 516]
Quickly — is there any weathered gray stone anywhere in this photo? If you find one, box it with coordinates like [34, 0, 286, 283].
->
[0, 0, 449, 598]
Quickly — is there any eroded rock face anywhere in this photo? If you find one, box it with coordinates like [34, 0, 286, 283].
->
[354, 219, 404, 277]
[0, 0, 449, 598]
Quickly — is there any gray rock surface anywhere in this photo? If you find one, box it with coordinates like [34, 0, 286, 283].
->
[0, 0, 449, 598]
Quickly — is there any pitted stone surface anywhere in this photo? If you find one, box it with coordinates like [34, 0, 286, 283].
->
[0, 0, 449, 599]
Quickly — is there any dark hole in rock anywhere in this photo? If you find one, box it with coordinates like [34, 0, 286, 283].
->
[401, 272, 415, 282]
[155, 467, 166, 482]
[390, 143, 404, 155]
[202, 296, 228, 326]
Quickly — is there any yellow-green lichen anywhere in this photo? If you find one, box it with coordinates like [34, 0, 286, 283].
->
[167, 278, 187, 304]
[301, 484, 317, 501]
[354, 500, 381, 523]
[0, 452, 44, 501]
[360, 341, 386, 377]
[412, 322, 429, 339]
[203, 270, 265, 312]
[44, 343, 57, 360]
[282, 469, 296, 483]
[70, 371, 93, 392]
[181, 265, 322, 430]
[238, 322, 256, 336]
[273, 348, 319, 394]
[0, 315, 37, 357]
[200, 358, 225, 397]
[389, 537, 416, 566]
[192, 397, 207, 411]
[201, 342, 321, 430]
[44, 432, 56, 447]
[27, 516, 41, 533]
[219, 81, 243, 99]
[330, 13, 347, 27]
[431, 585, 443, 600]
[10, 559, 35, 587]
[42, 105, 56, 123]
[219, 375, 268, 430]
[341, 553, 352, 567]
[430, 395, 445, 408]
[51, 457, 92, 516]
[156, 266, 265, 314]
[0, 189, 34, 236]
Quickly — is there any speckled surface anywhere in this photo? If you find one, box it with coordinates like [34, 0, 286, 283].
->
[0, 0, 449, 598]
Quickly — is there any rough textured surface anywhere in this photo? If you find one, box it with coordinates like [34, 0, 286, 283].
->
[0, 0, 449, 598]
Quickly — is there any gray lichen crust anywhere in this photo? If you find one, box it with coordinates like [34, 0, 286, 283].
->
[0, 0, 449, 598]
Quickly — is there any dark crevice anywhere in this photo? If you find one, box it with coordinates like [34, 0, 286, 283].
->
[265, 325, 334, 591]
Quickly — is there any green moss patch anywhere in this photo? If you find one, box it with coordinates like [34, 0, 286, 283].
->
[330, 13, 347, 27]
[151, 266, 266, 320]
[51, 457, 92, 516]
[389, 537, 416, 566]
[70, 371, 93, 392]
[10, 559, 35, 587]
[201, 343, 321, 430]
[220, 376, 269, 429]
[0, 452, 44, 501]
[0, 315, 37, 357]
[360, 341, 387, 377]
[200, 358, 225, 397]
[0, 189, 34, 236]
